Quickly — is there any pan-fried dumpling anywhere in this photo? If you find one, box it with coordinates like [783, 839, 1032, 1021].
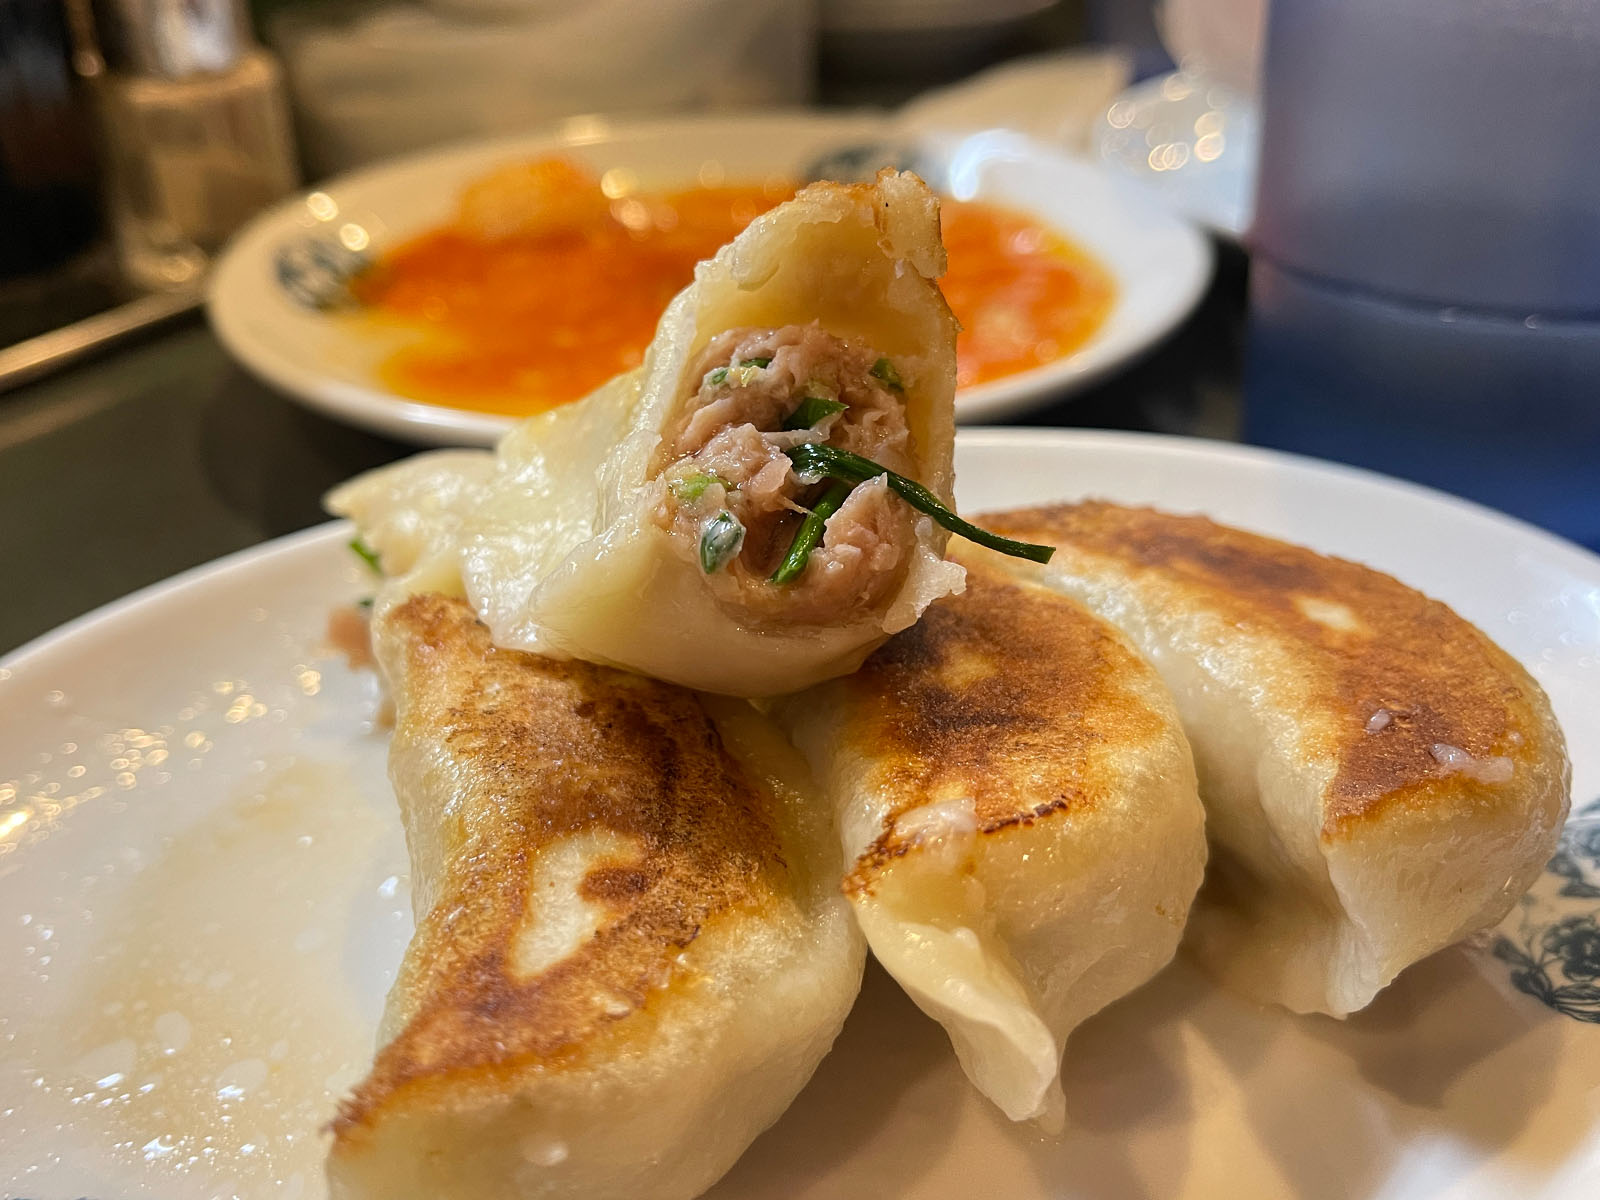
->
[326, 449, 497, 601]
[328, 594, 864, 1199]
[772, 550, 1206, 1124]
[974, 501, 1571, 1017]
[328, 170, 965, 697]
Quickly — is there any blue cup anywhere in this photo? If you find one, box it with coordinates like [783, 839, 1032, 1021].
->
[1244, 0, 1600, 549]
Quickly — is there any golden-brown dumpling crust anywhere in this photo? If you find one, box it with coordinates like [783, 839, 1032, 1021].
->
[841, 558, 1178, 889]
[330, 594, 863, 1200]
[334, 595, 786, 1137]
[979, 501, 1563, 837]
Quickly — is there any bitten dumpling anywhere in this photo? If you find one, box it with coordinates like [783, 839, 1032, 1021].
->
[328, 170, 965, 697]
[773, 550, 1207, 1124]
[327, 594, 864, 1199]
[975, 501, 1572, 1017]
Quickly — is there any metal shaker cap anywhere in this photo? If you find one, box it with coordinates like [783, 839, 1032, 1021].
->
[92, 0, 255, 78]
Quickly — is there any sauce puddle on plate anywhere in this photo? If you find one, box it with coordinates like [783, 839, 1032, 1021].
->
[17, 761, 408, 1196]
[347, 157, 1116, 415]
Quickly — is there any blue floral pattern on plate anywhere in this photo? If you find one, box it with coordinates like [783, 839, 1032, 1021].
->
[1493, 796, 1600, 1023]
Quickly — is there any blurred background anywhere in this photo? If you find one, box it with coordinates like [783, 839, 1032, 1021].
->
[3, 0, 1597, 654]
[2, 0, 1242, 353]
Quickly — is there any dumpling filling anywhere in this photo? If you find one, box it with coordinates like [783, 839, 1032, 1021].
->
[650, 323, 921, 624]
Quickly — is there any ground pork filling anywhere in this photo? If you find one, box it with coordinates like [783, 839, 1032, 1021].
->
[648, 323, 922, 625]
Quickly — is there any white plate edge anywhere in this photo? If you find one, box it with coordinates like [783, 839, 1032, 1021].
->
[207, 114, 1213, 445]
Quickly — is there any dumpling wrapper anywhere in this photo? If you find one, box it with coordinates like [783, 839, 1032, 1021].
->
[975, 501, 1572, 1017]
[328, 593, 864, 1199]
[773, 550, 1207, 1124]
[328, 170, 964, 697]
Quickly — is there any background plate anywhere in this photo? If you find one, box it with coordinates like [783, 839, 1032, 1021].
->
[208, 114, 1212, 445]
[2, 430, 1597, 1198]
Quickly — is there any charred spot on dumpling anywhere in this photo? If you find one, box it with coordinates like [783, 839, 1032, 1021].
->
[842, 560, 1168, 862]
[581, 864, 654, 903]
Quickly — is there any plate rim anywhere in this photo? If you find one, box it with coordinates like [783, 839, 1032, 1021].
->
[5, 427, 1600, 1199]
[207, 111, 1213, 446]
[8, 428, 1598, 679]
[0, 521, 343, 679]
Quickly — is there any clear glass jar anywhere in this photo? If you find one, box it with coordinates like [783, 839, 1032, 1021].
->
[96, 47, 298, 290]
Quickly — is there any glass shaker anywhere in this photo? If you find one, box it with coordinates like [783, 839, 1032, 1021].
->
[1243, 0, 1600, 550]
[89, 0, 299, 290]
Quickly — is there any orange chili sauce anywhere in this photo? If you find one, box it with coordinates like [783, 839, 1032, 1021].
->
[940, 202, 1117, 389]
[352, 164, 1115, 414]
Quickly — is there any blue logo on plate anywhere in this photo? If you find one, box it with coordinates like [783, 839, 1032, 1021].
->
[274, 235, 370, 311]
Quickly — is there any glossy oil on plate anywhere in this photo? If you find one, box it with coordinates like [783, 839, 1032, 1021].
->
[3, 431, 1598, 1199]
[207, 114, 1212, 445]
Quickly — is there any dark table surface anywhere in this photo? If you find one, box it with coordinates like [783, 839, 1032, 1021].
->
[0, 242, 1247, 657]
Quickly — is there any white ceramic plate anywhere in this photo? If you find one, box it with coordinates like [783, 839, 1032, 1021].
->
[4, 431, 1598, 1198]
[208, 113, 1213, 445]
